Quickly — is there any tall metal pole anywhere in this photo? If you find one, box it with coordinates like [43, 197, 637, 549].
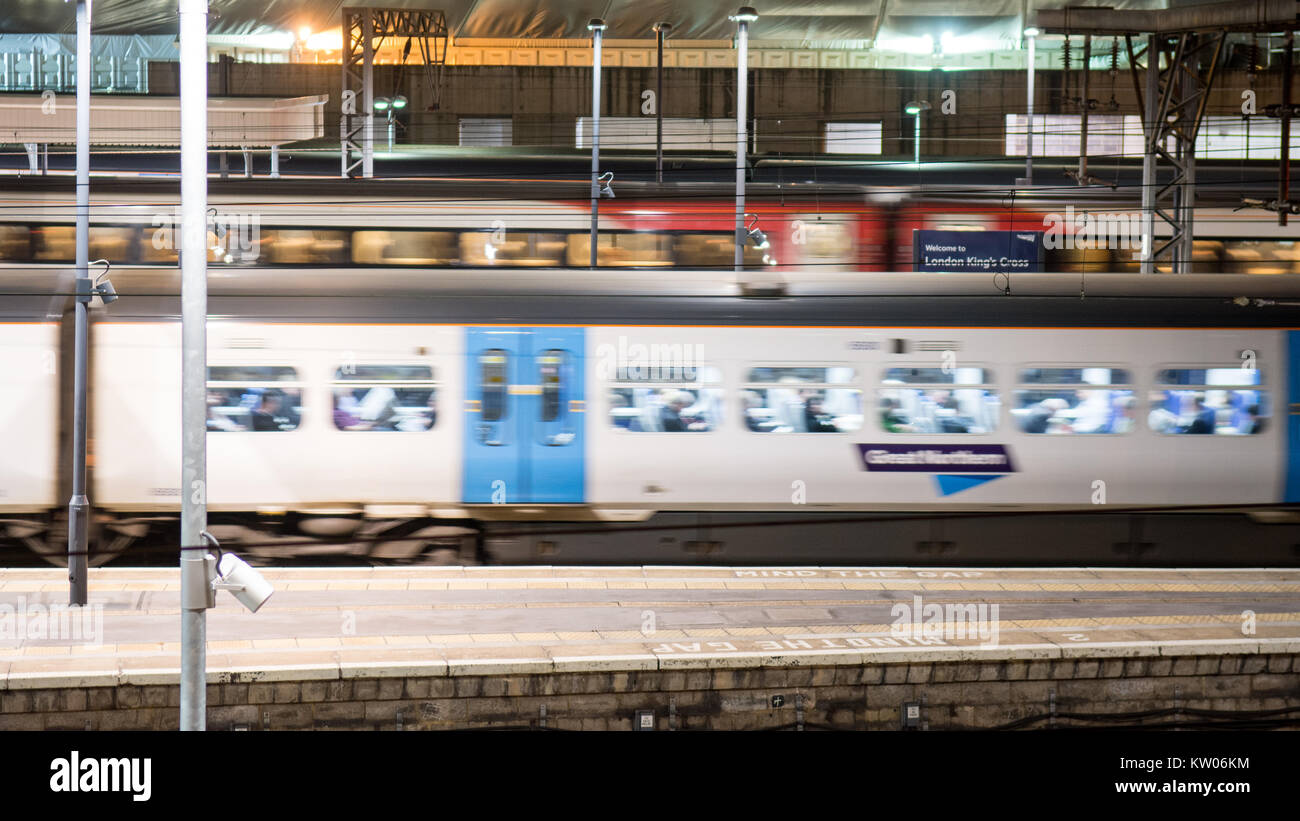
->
[1139, 34, 1158, 274]
[1024, 28, 1037, 184]
[588, 19, 606, 269]
[1079, 35, 1091, 184]
[362, 13, 374, 178]
[179, 0, 209, 732]
[68, 0, 91, 607]
[1280, 31, 1293, 228]
[913, 114, 921, 164]
[732, 7, 757, 273]
[654, 23, 671, 184]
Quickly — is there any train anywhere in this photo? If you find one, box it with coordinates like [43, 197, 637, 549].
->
[0, 175, 1299, 566]
[0, 169, 1298, 276]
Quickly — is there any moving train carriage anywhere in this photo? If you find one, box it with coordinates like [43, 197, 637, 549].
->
[3, 266, 1300, 563]
[0, 322, 58, 530]
[72, 308, 1298, 561]
[0, 177, 1297, 275]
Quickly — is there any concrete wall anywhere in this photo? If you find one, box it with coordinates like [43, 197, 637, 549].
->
[3, 651, 1296, 731]
[144, 62, 1289, 158]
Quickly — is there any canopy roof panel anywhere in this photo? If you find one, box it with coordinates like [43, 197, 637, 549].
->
[1, 0, 1188, 41]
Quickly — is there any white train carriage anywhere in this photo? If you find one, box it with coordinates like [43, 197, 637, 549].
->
[87, 319, 1296, 532]
[0, 322, 59, 515]
[93, 321, 464, 516]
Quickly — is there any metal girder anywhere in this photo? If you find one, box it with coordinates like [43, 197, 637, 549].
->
[1122, 32, 1225, 273]
[341, 8, 448, 178]
[1037, 1, 1299, 36]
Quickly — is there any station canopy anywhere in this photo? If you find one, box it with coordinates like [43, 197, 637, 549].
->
[0, 1, 1209, 46]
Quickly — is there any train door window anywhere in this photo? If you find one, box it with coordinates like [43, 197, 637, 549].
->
[206, 366, 303, 432]
[1150, 367, 1268, 435]
[537, 349, 579, 446]
[742, 366, 862, 433]
[331, 365, 436, 431]
[1014, 368, 1134, 434]
[878, 366, 998, 434]
[539, 350, 565, 423]
[607, 364, 723, 432]
[480, 350, 509, 423]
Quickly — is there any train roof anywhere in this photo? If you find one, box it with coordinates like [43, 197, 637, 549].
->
[0, 156, 1292, 208]
[6, 269, 1300, 328]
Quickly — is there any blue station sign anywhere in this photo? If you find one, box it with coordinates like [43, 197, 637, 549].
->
[912, 229, 1044, 273]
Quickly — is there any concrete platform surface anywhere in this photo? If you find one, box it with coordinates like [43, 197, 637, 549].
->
[1, 565, 1299, 689]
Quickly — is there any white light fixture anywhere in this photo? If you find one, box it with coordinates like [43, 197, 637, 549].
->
[904, 101, 931, 164]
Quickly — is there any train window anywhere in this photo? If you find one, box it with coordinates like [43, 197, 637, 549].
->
[672, 233, 765, 269]
[1014, 367, 1134, 434]
[331, 365, 436, 432]
[1155, 368, 1261, 386]
[1150, 367, 1268, 435]
[0, 225, 32, 260]
[743, 366, 861, 433]
[565, 233, 676, 268]
[879, 366, 998, 434]
[607, 365, 722, 432]
[31, 225, 136, 263]
[883, 367, 992, 385]
[463, 231, 566, 267]
[1221, 240, 1300, 275]
[480, 350, 509, 423]
[352, 230, 458, 265]
[206, 366, 303, 432]
[259, 229, 349, 265]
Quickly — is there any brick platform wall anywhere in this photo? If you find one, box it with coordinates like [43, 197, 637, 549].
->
[2, 653, 1297, 731]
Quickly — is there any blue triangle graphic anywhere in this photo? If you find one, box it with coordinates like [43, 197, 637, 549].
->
[934, 474, 1005, 496]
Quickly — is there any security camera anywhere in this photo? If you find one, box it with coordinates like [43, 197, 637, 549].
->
[94, 278, 118, 305]
[90, 259, 118, 305]
[212, 552, 274, 613]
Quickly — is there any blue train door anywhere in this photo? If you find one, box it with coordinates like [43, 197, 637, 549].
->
[463, 327, 585, 504]
[1288, 331, 1300, 503]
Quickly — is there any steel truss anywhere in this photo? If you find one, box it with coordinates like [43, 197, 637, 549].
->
[341, 7, 448, 178]
[1125, 32, 1225, 273]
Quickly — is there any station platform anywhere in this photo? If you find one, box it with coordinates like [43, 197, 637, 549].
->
[2, 565, 1299, 730]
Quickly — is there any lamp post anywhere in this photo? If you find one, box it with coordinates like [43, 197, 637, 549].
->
[904, 100, 931, 165]
[1021, 26, 1039, 185]
[179, 0, 210, 732]
[588, 18, 606, 269]
[67, 0, 91, 606]
[730, 6, 758, 274]
[374, 94, 406, 151]
[653, 22, 672, 184]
